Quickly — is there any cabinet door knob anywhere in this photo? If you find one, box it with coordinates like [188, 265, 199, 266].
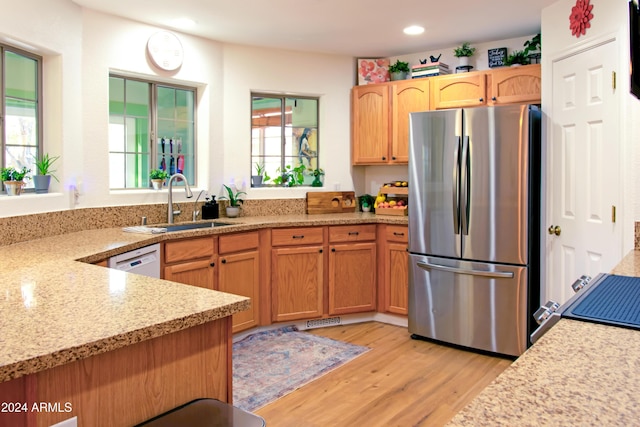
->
[382, 156, 386, 161]
[392, 156, 396, 160]
[479, 97, 484, 102]
[331, 248, 336, 252]
[210, 262, 215, 267]
[221, 259, 227, 264]
[319, 249, 323, 253]
[492, 96, 497, 101]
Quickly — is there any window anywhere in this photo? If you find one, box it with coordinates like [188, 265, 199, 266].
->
[109, 75, 196, 189]
[251, 94, 319, 187]
[0, 45, 42, 191]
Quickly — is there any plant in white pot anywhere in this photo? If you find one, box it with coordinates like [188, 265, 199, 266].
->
[453, 42, 476, 67]
[33, 153, 59, 194]
[149, 169, 168, 190]
[388, 60, 410, 81]
[220, 184, 246, 218]
[1, 166, 30, 196]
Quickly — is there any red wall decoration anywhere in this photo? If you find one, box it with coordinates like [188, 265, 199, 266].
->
[570, 0, 594, 38]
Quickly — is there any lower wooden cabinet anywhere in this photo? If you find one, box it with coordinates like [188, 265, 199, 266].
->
[271, 245, 324, 322]
[218, 232, 260, 333]
[381, 225, 409, 315]
[164, 236, 216, 290]
[328, 239, 377, 315]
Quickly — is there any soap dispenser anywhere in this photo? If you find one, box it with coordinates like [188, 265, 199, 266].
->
[202, 196, 219, 220]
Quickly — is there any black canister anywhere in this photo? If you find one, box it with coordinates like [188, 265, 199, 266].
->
[202, 196, 219, 219]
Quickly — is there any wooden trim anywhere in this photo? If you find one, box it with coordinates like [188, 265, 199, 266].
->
[259, 228, 272, 326]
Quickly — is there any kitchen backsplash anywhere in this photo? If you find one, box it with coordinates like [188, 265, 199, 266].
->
[1, 198, 307, 246]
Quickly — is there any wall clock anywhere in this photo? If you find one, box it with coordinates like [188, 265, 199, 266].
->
[569, 0, 594, 38]
[147, 31, 184, 71]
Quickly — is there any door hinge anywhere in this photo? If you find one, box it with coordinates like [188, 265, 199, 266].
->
[612, 71, 617, 90]
[612, 205, 616, 223]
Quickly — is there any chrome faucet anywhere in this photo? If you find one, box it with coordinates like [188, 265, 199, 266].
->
[167, 173, 193, 224]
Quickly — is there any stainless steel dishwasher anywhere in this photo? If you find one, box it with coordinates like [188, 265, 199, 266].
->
[108, 243, 161, 278]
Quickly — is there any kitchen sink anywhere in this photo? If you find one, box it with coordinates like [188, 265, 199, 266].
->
[163, 221, 233, 232]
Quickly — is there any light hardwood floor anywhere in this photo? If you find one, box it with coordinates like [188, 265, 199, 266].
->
[254, 322, 512, 427]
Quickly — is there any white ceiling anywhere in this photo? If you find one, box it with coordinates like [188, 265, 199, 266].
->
[71, 0, 555, 57]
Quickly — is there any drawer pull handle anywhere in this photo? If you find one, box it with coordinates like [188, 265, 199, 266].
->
[292, 235, 305, 239]
[393, 232, 405, 236]
[348, 231, 360, 236]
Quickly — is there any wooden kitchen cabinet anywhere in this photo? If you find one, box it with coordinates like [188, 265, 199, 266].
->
[352, 79, 429, 165]
[328, 225, 377, 315]
[379, 225, 409, 315]
[218, 231, 260, 333]
[271, 227, 325, 322]
[487, 64, 541, 105]
[163, 236, 216, 290]
[431, 72, 487, 110]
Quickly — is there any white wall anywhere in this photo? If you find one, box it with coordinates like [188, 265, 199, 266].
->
[541, 0, 638, 253]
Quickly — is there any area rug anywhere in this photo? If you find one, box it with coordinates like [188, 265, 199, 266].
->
[232, 326, 370, 412]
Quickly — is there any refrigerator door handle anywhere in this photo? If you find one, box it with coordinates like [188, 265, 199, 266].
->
[416, 261, 514, 279]
[460, 135, 470, 235]
[453, 136, 461, 234]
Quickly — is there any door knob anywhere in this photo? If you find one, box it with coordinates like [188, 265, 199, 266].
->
[548, 225, 561, 236]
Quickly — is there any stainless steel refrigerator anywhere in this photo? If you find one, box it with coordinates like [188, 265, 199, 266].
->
[408, 104, 541, 357]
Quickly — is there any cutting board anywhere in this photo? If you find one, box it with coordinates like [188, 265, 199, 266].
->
[306, 191, 357, 214]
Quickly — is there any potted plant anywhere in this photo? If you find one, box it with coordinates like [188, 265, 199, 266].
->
[388, 59, 410, 81]
[252, 162, 270, 187]
[523, 33, 541, 64]
[220, 184, 246, 218]
[358, 194, 375, 213]
[149, 169, 168, 190]
[505, 49, 529, 66]
[453, 42, 476, 66]
[1, 166, 30, 196]
[272, 164, 306, 187]
[310, 168, 324, 187]
[33, 153, 60, 194]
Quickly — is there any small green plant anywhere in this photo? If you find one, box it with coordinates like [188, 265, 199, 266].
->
[523, 33, 541, 56]
[310, 168, 324, 187]
[35, 153, 60, 182]
[221, 184, 246, 207]
[254, 162, 270, 181]
[505, 49, 530, 66]
[358, 194, 375, 210]
[150, 169, 169, 180]
[1, 166, 30, 182]
[453, 42, 476, 57]
[272, 164, 306, 187]
[388, 60, 410, 73]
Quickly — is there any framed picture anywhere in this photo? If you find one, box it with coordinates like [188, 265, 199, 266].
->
[488, 48, 508, 68]
[357, 58, 390, 85]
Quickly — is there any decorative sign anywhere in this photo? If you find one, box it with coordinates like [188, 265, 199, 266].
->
[488, 48, 507, 68]
[570, 0, 594, 38]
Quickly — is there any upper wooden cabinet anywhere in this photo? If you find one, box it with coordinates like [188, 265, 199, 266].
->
[352, 79, 429, 165]
[431, 72, 487, 110]
[487, 64, 541, 105]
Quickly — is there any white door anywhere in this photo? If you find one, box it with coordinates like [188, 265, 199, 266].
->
[547, 40, 622, 305]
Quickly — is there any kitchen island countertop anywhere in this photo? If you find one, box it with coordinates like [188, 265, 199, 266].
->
[0, 213, 406, 383]
[447, 249, 640, 426]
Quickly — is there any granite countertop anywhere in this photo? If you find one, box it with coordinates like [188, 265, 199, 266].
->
[447, 249, 640, 426]
[0, 213, 407, 383]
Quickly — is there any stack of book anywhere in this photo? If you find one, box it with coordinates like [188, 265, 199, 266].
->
[411, 62, 451, 79]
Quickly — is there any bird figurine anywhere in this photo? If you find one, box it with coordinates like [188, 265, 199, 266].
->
[430, 54, 442, 62]
[419, 59, 427, 64]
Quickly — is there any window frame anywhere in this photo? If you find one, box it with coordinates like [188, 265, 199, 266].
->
[108, 73, 197, 190]
[1, 43, 43, 193]
[250, 92, 320, 187]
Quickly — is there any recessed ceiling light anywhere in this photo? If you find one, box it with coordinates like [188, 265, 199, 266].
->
[403, 25, 425, 36]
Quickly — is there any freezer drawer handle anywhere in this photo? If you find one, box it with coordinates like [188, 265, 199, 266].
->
[416, 261, 514, 278]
